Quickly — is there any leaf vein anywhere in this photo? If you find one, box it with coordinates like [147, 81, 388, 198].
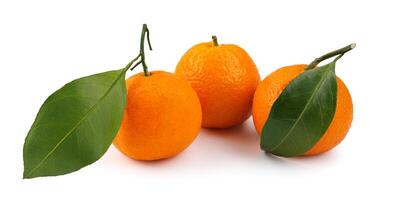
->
[25, 70, 125, 177]
[269, 67, 334, 152]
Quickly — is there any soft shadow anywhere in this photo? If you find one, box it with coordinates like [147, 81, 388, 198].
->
[107, 120, 340, 169]
[263, 148, 340, 167]
[200, 121, 260, 156]
[107, 145, 183, 168]
[289, 149, 340, 165]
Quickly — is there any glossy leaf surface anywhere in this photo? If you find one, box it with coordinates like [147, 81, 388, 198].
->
[23, 69, 127, 178]
[261, 62, 338, 157]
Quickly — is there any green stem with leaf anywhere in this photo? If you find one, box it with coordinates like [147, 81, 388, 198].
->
[125, 24, 153, 76]
[306, 43, 356, 70]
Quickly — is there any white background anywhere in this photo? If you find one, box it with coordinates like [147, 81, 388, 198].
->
[1, 0, 396, 199]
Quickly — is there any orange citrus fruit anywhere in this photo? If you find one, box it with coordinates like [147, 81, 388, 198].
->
[175, 36, 260, 128]
[113, 71, 202, 160]
[252, 64, 353, 155]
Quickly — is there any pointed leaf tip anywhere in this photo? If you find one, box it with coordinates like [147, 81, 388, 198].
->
[260, 63, 338, 157]
[23, 68, 127, 178]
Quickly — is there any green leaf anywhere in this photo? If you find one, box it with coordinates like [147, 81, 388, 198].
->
[23, 68, 127, 178]
[260, 61, 338, 157]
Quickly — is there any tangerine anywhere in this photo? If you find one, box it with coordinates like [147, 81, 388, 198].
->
[252, 64, 353, 155]
[175, 36, 260, 128]
[114, 71, 202, 160]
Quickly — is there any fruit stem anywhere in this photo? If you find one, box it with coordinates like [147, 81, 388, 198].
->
[139, 24, 153, 76]
[306, 43, 356, 70]
[212, 35, 219, 46]
[124, 24, 154, 75]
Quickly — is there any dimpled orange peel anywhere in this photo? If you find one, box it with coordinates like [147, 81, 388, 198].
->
[175, 36, 260, 128]
[113, 24, 202, 160]
[253, 44, 355, 156]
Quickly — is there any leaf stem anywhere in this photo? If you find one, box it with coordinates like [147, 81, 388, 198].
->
[212, 35, 219, 46]
[306, 43, 356, 70]
[123, 54, 141, 73]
